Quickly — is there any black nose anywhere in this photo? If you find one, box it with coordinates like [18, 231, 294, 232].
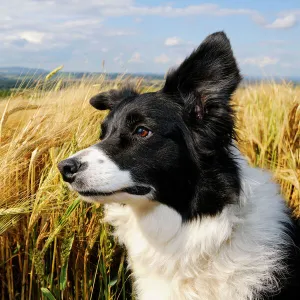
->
[58, 159, 81, 183]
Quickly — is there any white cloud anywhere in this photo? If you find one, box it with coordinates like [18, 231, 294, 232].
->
[242, 56, 279, 68]
[266, 14, 297, 29]
[1, 1, 259, 19]
[282, 9, 300, 17]
[103, 29, 136, 36]
[1, 1, 297, 33]
[129, 52, 143, 63]
[60, 19, 102, 29]
[19, 31, 45, 44]
[100, 4, 263, 20]
[165, 37, 182, 46]
[0, 0, 299, 74]
[154, 54, 170, 64]
[89, 0, 133, 6]
[2, 31, 46, 45]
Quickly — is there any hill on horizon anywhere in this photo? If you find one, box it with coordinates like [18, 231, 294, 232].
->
[0, 66, 299, 90]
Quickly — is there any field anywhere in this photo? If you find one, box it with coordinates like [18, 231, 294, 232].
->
[0, 74, 299, 300]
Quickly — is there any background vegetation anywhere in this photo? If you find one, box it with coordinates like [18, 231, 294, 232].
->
[0, 72, 299, 299]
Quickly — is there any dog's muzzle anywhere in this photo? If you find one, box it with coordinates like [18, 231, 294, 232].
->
[58, 158, 152, 197]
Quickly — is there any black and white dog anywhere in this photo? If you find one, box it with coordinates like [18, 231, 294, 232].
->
[58, 32, 299, 300]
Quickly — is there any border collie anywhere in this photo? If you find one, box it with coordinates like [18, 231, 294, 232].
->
[58, 32, 299, 299]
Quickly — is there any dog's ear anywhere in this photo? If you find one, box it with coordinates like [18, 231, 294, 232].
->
[162, 31, 241, 102]
[90, 86, 139, 110]
[162, 31, 241, 145]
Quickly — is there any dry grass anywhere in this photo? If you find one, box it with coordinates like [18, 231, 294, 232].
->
[234, 82, 300, 215]
[0, 74, 299, 299]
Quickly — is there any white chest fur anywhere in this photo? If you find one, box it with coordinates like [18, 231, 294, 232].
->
[104, 161, 290, 300]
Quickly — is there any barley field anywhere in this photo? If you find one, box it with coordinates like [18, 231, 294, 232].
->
[0, 74, 299, 300]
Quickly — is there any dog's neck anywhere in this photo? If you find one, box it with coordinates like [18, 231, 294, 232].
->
[104, 153, 291, 300]
[105, 200, 239, 257]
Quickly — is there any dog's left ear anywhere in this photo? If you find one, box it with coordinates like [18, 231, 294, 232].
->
[162, 31, 241, 136]
[90, 86, 139, 110]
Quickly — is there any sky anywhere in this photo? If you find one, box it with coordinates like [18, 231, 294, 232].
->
[0, 0, 300, 77]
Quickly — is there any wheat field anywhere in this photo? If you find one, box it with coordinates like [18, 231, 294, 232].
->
[0, 74, 299, 300]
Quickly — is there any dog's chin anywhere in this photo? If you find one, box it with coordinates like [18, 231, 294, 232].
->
[79, 193, 116, 204]
[76, 186, 153, 205]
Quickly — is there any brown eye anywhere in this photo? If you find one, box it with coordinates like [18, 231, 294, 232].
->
[135, 126, 152, 138]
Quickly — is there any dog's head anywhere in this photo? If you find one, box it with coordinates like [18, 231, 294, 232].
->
[58, 32, 241, 220]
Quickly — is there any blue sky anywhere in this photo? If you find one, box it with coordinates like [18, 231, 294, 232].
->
[0, 0, 299, 77]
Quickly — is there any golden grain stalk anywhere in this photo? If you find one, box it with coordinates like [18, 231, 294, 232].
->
[0, 76, 299, 299]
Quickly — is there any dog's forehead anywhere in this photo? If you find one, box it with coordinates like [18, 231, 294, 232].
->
[108, 92, 180, 123]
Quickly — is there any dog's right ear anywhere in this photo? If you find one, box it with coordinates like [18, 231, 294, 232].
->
[161, 32, 241, 148]
[90, 86, 139, 110]
[162, 31, 241, 103]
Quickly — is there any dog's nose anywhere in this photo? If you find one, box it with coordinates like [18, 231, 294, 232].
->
[58, 159, 81, 183]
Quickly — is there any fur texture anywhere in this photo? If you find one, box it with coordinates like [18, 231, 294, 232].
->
[104, 152, 292, 300]
[58, 31, 300, 299]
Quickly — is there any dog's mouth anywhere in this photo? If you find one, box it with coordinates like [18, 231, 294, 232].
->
[78, 186, 152, 197]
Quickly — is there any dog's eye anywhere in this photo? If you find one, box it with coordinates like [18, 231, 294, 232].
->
[135, 126, 152, 138]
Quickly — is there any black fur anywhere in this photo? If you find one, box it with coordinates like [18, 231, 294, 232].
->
[90, 85, 139, 110]
[91, 32, 241, 220]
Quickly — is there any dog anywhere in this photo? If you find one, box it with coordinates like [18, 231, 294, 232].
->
[58, 32, 300, 300]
